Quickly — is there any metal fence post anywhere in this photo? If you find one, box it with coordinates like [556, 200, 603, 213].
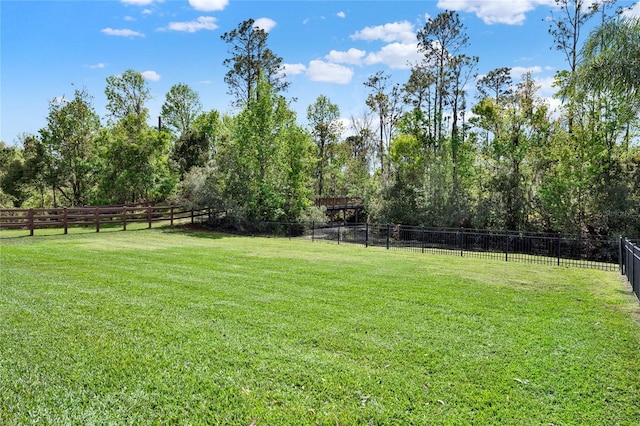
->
[460, 227, 464, 257]
[557, 232, 561, 266]
[421, 227, 425, 254]
[505, 231, 509, 262]
[311, 221, 315, 242]
[365, 223, 369, 248]
[619, 236, 624, 275]
[337, 223, 341, 245]
[629, 243, 640, 299]
[386, 224, 390, 250]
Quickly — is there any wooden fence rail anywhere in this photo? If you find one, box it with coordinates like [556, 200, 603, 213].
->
[0, 205, 211, 236]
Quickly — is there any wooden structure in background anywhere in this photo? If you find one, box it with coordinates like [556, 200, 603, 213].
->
[314, 197, 366, 223]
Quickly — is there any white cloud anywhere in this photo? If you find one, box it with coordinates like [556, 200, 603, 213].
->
[436, 0, 556, 25]
[142, 9, 153, 15]
[121, 0, 154, 5]
[87, 63, 107, 69]
[545, 96, 562, 117]
[511, 65, 543, 78]
[337, 11, 346, 18]
[141, 70, 161, 81]
[535, 76, 556, 95]
[307, 60, 354, 84]
[325, 48, 366, 65]
[101, 28, 144, 37]
[164, 16, 218, 32]
[189, 0, 228, 12]
[124, 16, 135, 22]
[622, 1, 640, 17]
[364, 42, 421, 70]
[350, 21, 416, 44]
[281, 63, 307, 76]
[253, 17, 277, 32]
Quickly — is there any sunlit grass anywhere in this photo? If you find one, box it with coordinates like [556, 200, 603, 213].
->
[1, 226, 639, 424]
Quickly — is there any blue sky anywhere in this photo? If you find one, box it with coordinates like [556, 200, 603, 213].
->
[2, 0, 639, 144]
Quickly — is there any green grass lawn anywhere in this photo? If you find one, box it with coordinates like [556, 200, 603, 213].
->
[1, 225, 639, 425]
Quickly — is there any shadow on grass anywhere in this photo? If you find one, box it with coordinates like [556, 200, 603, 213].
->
[0, 223, 163, 240]
[160, 224, 231, 240]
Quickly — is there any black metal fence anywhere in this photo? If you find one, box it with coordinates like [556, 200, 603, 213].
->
[207, 218, 621, 271]
[620, 238, 640, 301]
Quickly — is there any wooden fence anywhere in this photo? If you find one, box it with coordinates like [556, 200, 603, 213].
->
[0, 205, 212, 236]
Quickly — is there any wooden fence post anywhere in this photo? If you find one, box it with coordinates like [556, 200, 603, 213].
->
[95, 207, 100, 233]
[122, 206, 127, 231]
[63, 207, 68, 234]
[170, 206, 174, 227]
[191, 209, 194, 224]
[28, 208, 34, 236]
[147, 206, 152, 229]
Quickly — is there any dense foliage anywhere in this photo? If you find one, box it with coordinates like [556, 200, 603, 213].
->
[1, 10, 638, 236]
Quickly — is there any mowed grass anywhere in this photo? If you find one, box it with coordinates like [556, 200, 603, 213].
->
[1, 225, 639, 425]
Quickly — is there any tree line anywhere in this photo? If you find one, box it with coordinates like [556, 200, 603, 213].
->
[1, 2, 639, 237]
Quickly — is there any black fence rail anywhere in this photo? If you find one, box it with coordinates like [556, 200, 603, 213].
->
[207, 218, 620, 271]
[620, 238, 640, 301]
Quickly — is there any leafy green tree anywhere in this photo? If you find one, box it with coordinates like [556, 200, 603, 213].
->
[448, 53, 478, 219]
[98, 70, 176, 204]
[0, 141, 24, 207]
[161, 83, 202, 137]
[380, 133, 426, 225]
[364, 71, 403, 174]
[221, 19, 288, 106]
[477, 67, 513, 104]
[105, 69, 151, 122]
[94, 114, 176, 204]
[579, 17, 639, 102]
[417, 10, 469, 144]
[547, 0, 604, 132]
[38, 88, 100, 206]
[171, 129, 210, 179]
[307, 95, 342, 197]
[279, 120, 314, 221]
[216, 78, 311, 221]
[545, 15, 640, 235]
[472, 73, 552, 230]
[338, 115, 374, 200]
[192, 110, 224, 149]
[20, 135, 52, 207]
